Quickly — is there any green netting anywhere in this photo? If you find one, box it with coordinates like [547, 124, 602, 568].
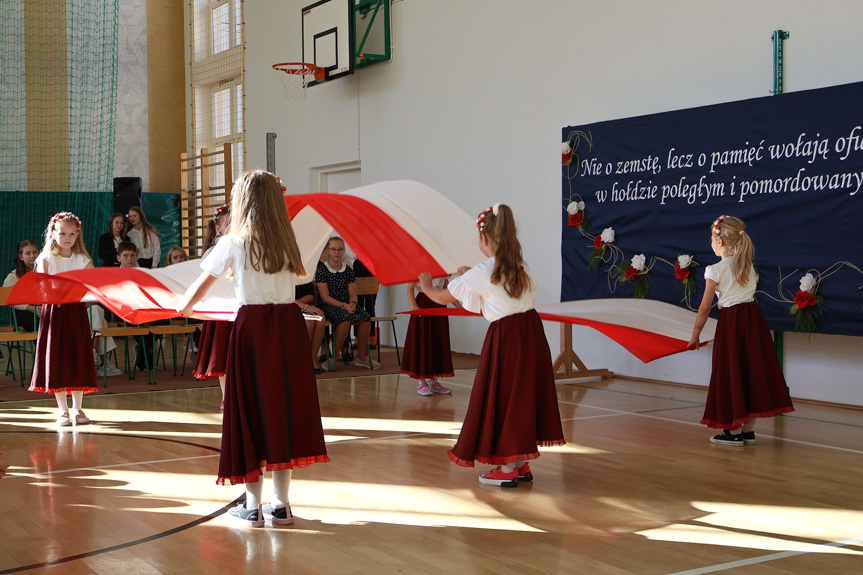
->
[0, 0, 118, 193]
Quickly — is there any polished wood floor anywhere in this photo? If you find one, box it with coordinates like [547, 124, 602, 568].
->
[1, 370, 862, 574]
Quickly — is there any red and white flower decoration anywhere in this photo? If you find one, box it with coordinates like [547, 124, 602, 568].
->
[566, 200, 585, 228]
[562, 141, 573, 165]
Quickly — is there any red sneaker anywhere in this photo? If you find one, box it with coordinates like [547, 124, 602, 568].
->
[478, 466, 518, 487]
[517, 463, 533, 482]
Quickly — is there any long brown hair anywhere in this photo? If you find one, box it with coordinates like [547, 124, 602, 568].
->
[125, 206, 159, 249]
[229, 169, 306, 276]
[712, 215, 754, 285]
[43, 211, 92, 259]
[203, 204, 231, 251]
[478, 204, 531, 299]
[13, 240, 38, 278]
[107, 213, 126, 239]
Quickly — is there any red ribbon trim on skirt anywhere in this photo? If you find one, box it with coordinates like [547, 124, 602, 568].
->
[701, 406, 796, 430]
[447, 439, 565, 468]
[216, 454, 331, 485]
[28, 386, 99, 395]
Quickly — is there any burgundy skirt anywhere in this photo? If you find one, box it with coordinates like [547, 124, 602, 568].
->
[400, 292, 455, 379]
[448, 310, 565, 467]
[701, 301, 795, 429]
[193, 320, 234, 379]
[217, 304, 329, 485]
[29, 303, 98, 394]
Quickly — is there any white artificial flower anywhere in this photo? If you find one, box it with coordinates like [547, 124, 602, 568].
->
[631, 254, 646, 271]
[600, 227, 615, 244]
[566, 201, 579, 215]
[677, 254, 693, 269]
[799, 272, 816, 294]
[561, 141, 572, 154]
[577, 201, 585, 212]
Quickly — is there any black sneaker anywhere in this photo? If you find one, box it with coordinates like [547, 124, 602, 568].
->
[710, 430, 744, 446]
[227, 503, 264, 527]
[262, 503, 294, 525]
[741, 431, 756, 445]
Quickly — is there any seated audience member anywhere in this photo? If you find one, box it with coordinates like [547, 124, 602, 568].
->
[165, 247, 189, 266]
[98, 213, 127, 267]
[117, 241, 159, 371]
[295, 282, 327, 373]
[3, 240, 39, 332]
[314, 236, 380, 370]
[126, 206, 161, 268]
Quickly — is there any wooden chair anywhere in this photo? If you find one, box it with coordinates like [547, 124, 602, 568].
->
[0, 287, 38, 384]
[354, 277, 401, 365]
[150, 318, 198, 376]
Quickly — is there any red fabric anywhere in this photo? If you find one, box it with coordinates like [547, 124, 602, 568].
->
[401, 308, 703, 363]
[217, 304, 329, 485]
[701, 302, 794, 429]
[193, 320, 234, 379]
[7, 270, 233, 324]
[400, 292, 455, 380]
[448, 310, 565, 468]
[285, 194, 448, 285]
[29, 303, 98, 395]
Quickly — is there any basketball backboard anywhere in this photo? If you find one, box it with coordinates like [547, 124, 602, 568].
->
[302, 0, 354, 86]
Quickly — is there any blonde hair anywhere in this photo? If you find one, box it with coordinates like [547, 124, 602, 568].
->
[229, 169, 306, 276]
[712, 215, 754, 285]
[325, 236, 353, 267]
[165, 247, 189, 266]
[477, 204, 531, 299]
[43, 212, 91, 259]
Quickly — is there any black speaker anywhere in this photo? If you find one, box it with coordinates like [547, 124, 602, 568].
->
[113, 177, 143, 216]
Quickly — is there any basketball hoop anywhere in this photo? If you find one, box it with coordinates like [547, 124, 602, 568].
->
[272, 62, 325, 100]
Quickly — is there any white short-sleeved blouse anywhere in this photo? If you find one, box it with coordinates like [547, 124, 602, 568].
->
[704, 256, 756, 309]
[447, 257, 536, 322]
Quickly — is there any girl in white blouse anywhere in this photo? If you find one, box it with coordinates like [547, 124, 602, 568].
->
[126, 206, 161, 268]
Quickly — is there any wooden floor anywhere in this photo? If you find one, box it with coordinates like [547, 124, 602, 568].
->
[1, 370, 862, 574]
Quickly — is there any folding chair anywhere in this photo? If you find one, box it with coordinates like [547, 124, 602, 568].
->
[0, 287, 38, 385]
[353, 277, 401, 366]
[150, 318, 198, 376]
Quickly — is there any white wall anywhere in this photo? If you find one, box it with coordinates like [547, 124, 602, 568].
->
[243, 0, 863, 406]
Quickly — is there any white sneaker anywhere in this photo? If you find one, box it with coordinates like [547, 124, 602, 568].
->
[97, 362, 123, 377]
[353, 357, 381, 370]
[57, 412, 72, 427]
[93, 349, 100, 367]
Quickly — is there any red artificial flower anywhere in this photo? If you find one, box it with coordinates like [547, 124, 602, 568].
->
[794, 290, 817, 309]
[562, 151, 573, 165]
[593, 236, 603, 249]
[624, 267, 638, 279]
[674, 265, 690, 280]
[568, 212, 583, 227]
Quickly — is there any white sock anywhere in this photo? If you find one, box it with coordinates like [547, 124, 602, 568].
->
[54, 392, 69, 413]
[500, 463, 515, 474]
[271, 469, 292, 509]
[70, 391, 84, 412]
[417, 378, 427, 387]
[515, 460, 525, 469]
[245, 477, 264, 510]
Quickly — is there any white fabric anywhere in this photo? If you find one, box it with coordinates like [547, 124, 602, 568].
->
[35, 252, 91, 274]
[416, 276, 448, 294]
[88, 305, 117, 354]
[323, 260, 348, 273]
[534, 299, 718, 342]
[447, 257, 536, 323]
[127, 228, 161, 267]
[704, 256, 756, 309]
[3, 271, 28, 311]
[200, 236, 298, 306]
[290, 180, 487, 283]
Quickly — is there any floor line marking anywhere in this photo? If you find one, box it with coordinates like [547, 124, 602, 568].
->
[667, 534, 863, 575]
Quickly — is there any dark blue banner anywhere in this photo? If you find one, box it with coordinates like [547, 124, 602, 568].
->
[561, 81, 863, 336]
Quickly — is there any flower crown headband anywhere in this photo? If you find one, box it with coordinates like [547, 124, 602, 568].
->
[212, 204, 230, 223]
[712, 215, 744, 237]
[48, 211, 82, 233]
[476, 203, 501, 232]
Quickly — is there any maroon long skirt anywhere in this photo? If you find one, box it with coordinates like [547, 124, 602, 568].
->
[217, 304, 329, 485]
[400, 292, 455, 379]
[29, 303, 98, 394]
[701, 301, 795, 429]
[193, 320, 234, 379]
[448, 310, 565, 467]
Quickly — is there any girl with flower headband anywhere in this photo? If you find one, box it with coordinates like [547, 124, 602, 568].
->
[29, 212, 99, 427]
[178, 170, 328, 527]
[687, 215, 794, 446]
[194, 204, 233, 409]
[419, 203, 564, 487]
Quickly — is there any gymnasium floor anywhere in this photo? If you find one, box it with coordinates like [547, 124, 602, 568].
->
[0, 370, 861, 574]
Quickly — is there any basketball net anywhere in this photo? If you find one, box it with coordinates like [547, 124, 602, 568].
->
[272, 63, 324, 101]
